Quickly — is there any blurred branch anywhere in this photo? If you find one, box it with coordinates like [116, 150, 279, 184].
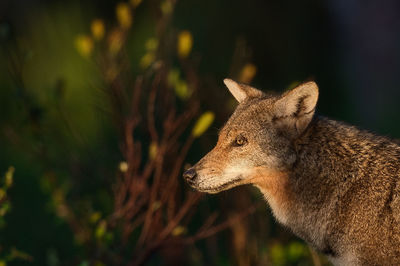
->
[309, 246, 322, 266]
[184, 205, 257, 244]
[4, 0, 259, 265]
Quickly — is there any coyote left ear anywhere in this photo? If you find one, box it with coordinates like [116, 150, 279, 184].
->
[224, 78, 264, 103]
[274, 81, 319, 135]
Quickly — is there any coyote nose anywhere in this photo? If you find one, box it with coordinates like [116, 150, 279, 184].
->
[183, 168, 197, 181]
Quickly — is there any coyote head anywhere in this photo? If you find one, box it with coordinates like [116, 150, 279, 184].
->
[183, 79, 319, 194]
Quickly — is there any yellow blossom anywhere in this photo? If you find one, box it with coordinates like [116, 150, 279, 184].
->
[5, 166, 14, 188]
[119, 161, 128, 172]
[172, 225, 187, 236]
[130, 0, 142, 7]
[116, 2, 132, 29]
[238, 63, 257, 84]
[152, 201, 161, 211]
[161, 0, 173, 14]
[149, 142, 158, 160]
[140, 52, 155, 69]
[91, 19, 105, 40]
[95, 220, 107, 239]
[0, 189, 5, 201]
[174, 80, 191, 100]
[177, 30, 193, 58]
[75, 35, 93, 57]
[167, 68, 180, 88]
[145, 38, 158, 52]
[192, 112, 215, 137]
[89, 212, 101, 224]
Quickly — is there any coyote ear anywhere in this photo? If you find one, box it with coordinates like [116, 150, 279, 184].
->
[274, 81, 319, 135]
[224, 78, 264, 103]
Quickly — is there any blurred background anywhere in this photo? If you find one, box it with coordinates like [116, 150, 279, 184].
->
[1, 0, 400, 265]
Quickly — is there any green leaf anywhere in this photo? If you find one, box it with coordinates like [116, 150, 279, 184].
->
[0, 203, 11, 216]
[4, 166, 14, 188]
[269, 243, 286, 266]
[0, 189, 6, 201]
[174, 80, 191, 100]
[95, 220, 107, 239]
[287, 241, 307, 262]
[167, 68, 180, 89]
[192, 112, 215, 138]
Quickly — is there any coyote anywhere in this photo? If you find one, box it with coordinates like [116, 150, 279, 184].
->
[183, 79, 400, 265]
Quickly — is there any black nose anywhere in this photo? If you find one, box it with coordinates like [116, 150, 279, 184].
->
[183, 168, 197, 181]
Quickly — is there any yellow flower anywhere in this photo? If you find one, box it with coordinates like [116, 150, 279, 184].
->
[238, 63, 257, 84]
[95, 220, 107, 239]
[152, 201, 161, 211]
[130, 0, 142, 7]
[270, 243, 286, 265]
[160, 0, 173, 14]
[119, 161, 128, 172]
[177, 30, 193, 58]
[172, 225, 187, 236]
[0, 189, 5, 201]
[145, 38, 158, 52]
[192, 112, 215, 138]
[75, 35, 93, 57]
[91, 19, 105, 40]
[167, 68, 180, 88]
[89, 212, 101, 224]
[116, 2, 132, 29]
[149, 142, 158, 160]
[140, 52, 155, 69]
[174, 80, 191, 100]
[5, 166, 14, 188]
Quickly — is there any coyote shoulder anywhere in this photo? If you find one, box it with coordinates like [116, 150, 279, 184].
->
[184, 79, 400, 265]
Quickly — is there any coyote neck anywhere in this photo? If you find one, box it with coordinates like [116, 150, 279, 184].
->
[267, 116, 400, 262]
[255, 116, 400, 262]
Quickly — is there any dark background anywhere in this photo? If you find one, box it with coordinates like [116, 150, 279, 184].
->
[1, 0, 400, 265]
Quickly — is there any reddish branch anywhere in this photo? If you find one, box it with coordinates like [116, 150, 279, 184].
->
[93, 0, 257, 264]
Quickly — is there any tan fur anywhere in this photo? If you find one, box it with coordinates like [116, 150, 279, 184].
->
[183, 79, 400, 265]
[245, 168, 292, 224]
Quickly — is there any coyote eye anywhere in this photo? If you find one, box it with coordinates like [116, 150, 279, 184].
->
[234, 135, 247, 146]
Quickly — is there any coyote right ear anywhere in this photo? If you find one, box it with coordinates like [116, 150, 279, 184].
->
[274, 81, 319, 135]
[224, 78, 264, 103]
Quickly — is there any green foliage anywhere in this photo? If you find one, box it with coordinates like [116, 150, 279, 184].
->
[167, 68, 192, 100]
[192, 112, 215, 138]
[0, 0, 332, 265]
[269, 241, 310, 265]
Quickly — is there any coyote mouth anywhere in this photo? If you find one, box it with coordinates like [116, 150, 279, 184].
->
[195, 176, 244, 194]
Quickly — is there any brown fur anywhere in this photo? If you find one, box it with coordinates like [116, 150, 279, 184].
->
[183, 79, 400, 265]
